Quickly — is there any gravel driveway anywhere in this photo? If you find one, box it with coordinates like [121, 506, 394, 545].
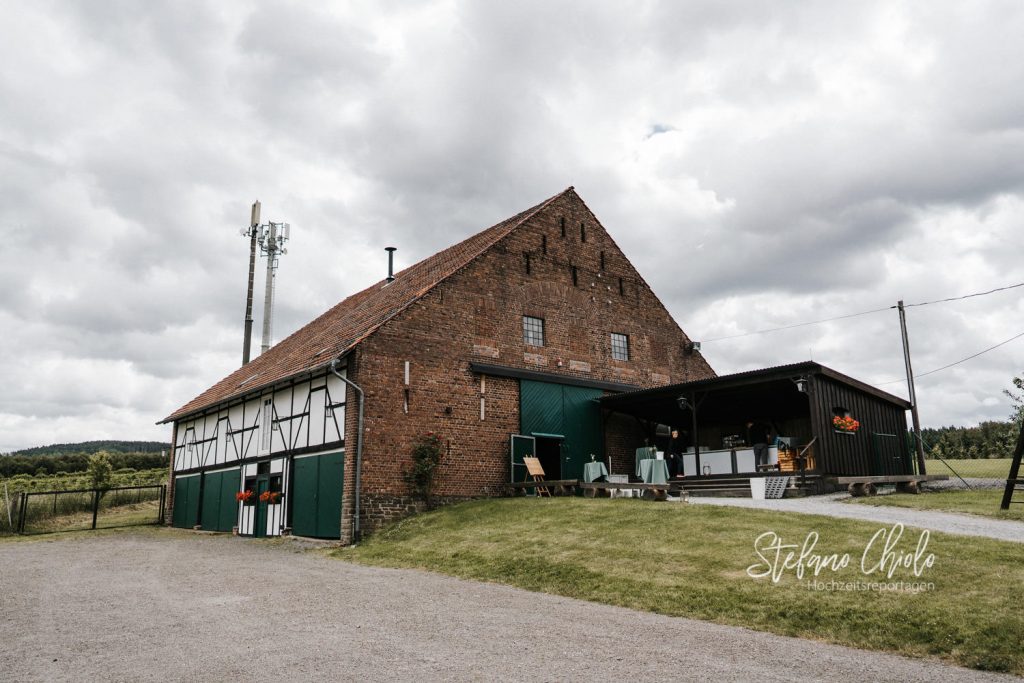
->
[688, 492, 1024, 543]
[0, 530, 1016, 682]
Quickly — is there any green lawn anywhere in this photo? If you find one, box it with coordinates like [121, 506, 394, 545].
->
[848, 489, 1024, 522]
[925, 458, 1013, 479]
[336, 498, 1024, 675]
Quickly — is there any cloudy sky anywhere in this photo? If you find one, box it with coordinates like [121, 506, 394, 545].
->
[1, 1, 1022, 451]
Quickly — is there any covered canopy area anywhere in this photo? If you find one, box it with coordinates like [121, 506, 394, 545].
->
[602, 361, 913, 480]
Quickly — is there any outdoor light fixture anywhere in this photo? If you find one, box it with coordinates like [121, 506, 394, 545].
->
[792, 377, 809, 393]
[676, 395, 691, 411]
[684, 341, 701, 355]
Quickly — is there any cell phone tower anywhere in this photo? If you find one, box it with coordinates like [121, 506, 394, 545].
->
[240, 201, 291, 361]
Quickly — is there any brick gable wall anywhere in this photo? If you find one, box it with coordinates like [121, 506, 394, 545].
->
[344, 191, 714, 536]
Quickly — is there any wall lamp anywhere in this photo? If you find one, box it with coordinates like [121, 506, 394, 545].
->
[792, 377, 809, 394]
[676, 395, 691, 411]
[684, 341, 701, 355]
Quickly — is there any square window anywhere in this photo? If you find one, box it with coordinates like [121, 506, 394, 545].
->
[611, 333, 629, 361]
[523, 316, 544, 347]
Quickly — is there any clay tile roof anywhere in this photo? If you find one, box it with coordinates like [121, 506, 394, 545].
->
[161, 187, 573, 423]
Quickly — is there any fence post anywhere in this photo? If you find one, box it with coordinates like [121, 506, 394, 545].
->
[18, 492, 27, 534]
[91, 489, 100, 530]
[159, 484, 167, 525]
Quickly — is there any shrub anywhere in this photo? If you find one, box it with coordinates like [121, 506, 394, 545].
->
[87, 452, 113, 492]
[402, 432, 444, 507]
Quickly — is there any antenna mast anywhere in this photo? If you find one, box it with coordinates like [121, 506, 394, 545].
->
[258, 220, 290, 354]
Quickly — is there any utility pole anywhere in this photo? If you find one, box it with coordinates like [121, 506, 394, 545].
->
[897, 300, 927, 474]
[241, 201, 260, 365]
[258, 220, 290, 354]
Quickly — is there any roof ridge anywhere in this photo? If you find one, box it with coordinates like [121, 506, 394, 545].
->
[161, 187, 575, 423]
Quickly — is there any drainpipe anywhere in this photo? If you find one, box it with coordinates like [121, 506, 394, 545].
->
[330, 358, 365, 543]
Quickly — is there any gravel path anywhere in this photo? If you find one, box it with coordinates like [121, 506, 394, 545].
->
[0, 531, 1016, 682]
[688, 493, 1024, 543]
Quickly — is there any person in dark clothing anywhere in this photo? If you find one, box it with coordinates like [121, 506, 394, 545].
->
[747, 420, 772, 469]
[666, 429, 682, 478]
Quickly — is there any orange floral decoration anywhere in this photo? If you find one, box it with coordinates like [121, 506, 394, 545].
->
[832, 416, 860, 432]
[259, 490, 281, 504]
[235, 490, 254, 502]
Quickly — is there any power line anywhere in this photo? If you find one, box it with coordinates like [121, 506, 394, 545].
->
[701, 306, 891, 342]
[874, 330, 1024, 386]
[904, 281, 1024, 308]
[699, 279, 1024, 343]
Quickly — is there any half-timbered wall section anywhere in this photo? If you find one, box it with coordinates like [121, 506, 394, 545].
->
[172, 369, 347, 473]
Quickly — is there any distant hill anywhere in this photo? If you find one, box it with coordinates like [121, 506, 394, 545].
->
[7, 440, 169, 457]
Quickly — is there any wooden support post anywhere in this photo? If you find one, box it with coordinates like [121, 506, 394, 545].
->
[1000, 422, 1024, 510]
[91, 489, 100, 530]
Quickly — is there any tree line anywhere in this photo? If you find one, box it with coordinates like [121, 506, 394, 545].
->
[0, 451, 169, 478]
[5, 440, 168, 457]
[921, 421, 1019, 461]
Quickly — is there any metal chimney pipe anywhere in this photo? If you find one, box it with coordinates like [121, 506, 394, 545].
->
[385, 247, 397, 282]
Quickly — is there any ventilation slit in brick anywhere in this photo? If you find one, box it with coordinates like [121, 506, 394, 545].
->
[600, 250, 605, 270]
[618, 277, 624, 295]
[572, 265, 578, 286]
[541, 234, 547, 254]
[524, 252, 531, 275]
[580, 223, 586, 242]
[560, 216, 566, 237]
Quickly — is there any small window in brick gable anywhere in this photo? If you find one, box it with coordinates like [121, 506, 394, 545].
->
[618, 277, 625, 296]
[580, 222, 586, 242]
[611, 333, 630, 361]
[560, 216, 566, 237]
[541, 234, 547, 254]
[523, 316, 544, 347]
[524, 252, 531, 275]
[600, 251, 605, 270]
[571, 265, 578, 286]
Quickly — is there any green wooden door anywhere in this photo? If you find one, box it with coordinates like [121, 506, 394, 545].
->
[254, 479, 269, 538]
[291, 452, 344, 539]
[171, 475, 200, 529]
[218, 469, 240, 531]
[291, 455, 318, 537]
[562, 386, 603, 480]
[520, 380, 603, 479]
[199, 469, 240, 532]
[510, 434, 537, 484]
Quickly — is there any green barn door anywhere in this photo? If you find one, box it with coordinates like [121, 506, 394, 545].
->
[520, 380, 603, 480]
[199, 469, 241, 533]
[291, 452, 344, 539]
[200, 472, 221, 531]
[291, 455, 318, 537]
[562, 386, 603, 479]
[171, 475, 200, 529]
[218, 469, 240, 531]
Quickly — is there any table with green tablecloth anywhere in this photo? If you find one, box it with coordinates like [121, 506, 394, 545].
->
[637, 458, 669, 484]
[582, 461, 609, 483]
[634, 446, 657, 474]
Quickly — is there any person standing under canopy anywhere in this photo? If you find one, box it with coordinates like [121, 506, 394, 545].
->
[747, 420, 773, 470]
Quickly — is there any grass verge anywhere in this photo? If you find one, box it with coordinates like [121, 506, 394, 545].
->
[848, 489, 1024, 522]
[0, 499, 163, 538]
[335, 498, 1024, 675]
[925, 458, 1013, 479]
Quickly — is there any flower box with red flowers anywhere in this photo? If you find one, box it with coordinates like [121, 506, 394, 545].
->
[259, 490, 282, 505]
[833, 416, 860, 434]
[236, 489, 255, 504]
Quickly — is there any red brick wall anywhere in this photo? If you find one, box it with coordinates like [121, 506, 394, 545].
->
[342, 191, 715, 535]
